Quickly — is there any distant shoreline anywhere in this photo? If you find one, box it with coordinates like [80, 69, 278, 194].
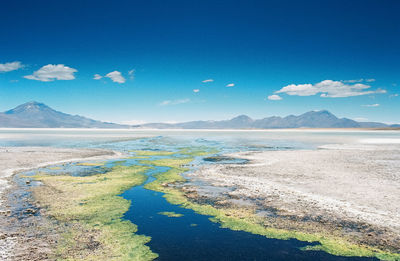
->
[1, 127, 399, 131]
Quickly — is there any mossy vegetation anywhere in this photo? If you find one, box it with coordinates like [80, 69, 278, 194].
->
[31, 164, 158, 261]
[176, 147, 218, 157]
[75, 161, 106, 166]
[158, 211, 183, 218]
[112, 160, 127, 165]
[141, 157, 193, 168]
[141, 152, 400, 261]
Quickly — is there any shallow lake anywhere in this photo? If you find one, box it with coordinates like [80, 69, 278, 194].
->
[6, 129, 398, 260]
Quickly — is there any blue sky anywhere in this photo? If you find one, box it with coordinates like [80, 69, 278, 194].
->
[0, 0, 399, 124]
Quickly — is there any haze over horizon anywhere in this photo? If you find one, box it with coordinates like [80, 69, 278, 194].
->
[1, 101, 398, 128]
[1, 0, 399, 124]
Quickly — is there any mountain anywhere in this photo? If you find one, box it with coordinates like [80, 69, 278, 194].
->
[0, 101, 128, 128]
[252, 110, 360, 128]
[0, 102, 396, 129]
[142, 110, 394, 129]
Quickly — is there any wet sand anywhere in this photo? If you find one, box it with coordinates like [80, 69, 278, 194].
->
[0, 146, 123, 260]
[190, 143, 400, 251]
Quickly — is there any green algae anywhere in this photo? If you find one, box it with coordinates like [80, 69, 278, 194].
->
[141, 153, 400, 261]
[112, 160, 127, 165]
[31, 164, 158, 261]
[176, 147, 219, 157]
[141, 157, 193, 169]
[76, 161, 106, 166]
[158, 211, 184, 218]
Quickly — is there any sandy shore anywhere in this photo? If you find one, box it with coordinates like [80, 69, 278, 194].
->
[190, 144, 400, 251]
[0, 146, 124, 260]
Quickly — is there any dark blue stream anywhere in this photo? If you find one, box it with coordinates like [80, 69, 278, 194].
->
[121, 166, 376, 261]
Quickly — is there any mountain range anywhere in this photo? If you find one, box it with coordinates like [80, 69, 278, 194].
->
[0, 101, 397, 129]
[141, 111, 395, 129]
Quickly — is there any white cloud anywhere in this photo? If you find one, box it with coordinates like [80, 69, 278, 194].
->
[342, 78, 375, 83]
[93, 74, 102, 80]
[362, 104, 380, 107]
[193, 89, 200, 93]
[202, 79, 214, 83]
[0, 61, 23, 72]
[24, 64, 77, 82]
[390, 94, 399, 98]
[159, 99, 190, 106]
[226, 83, 235, 87]
[128, 69, 135, 80]
[105, 71, 126, 83]
[275, 80, 386, 98]
[267, 94, 282, 100]
[342, 79, 363, 83]
[341, 78, 376, 83]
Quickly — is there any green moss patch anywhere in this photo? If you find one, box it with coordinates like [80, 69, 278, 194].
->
[75, 161, 106, 166]
[32, 164, 158, 261]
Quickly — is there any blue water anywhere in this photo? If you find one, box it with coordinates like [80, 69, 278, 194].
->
[121, 164, 376, 261]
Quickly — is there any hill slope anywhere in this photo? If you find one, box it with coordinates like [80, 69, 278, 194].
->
[0, 101, 128, 128]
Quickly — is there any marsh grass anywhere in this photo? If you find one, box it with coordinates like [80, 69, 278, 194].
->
[32, 164, 158, 261]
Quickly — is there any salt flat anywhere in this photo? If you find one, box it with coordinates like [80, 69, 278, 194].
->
[191, 143, 400, 250]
